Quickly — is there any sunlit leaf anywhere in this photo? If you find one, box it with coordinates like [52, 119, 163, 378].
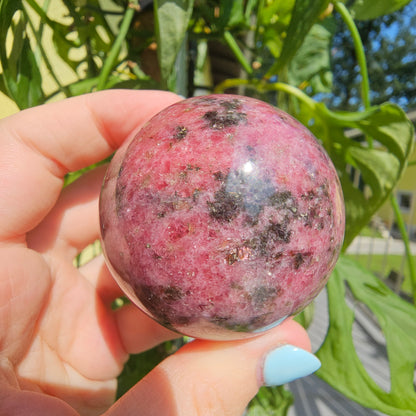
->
[116, 340, 183, 399]
[317, 256, 416, 415]
[348, 0, 413, 20]
[306, 103, 414, 248]
[247, 385, 294, 416]
[288, 17, 336, 93]
[256, 0, 294, 59]
[217, 0, 246, 29]
[0, 0, 44, 108]
[266, 0, 330, 76]
[53, 0, 117, 75]
[154, 0, 194, 90]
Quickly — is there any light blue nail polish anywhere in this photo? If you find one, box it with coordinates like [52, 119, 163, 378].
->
[263, 345, 321, 386]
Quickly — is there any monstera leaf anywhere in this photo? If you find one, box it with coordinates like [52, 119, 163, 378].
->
[0, 0, 44, 108]
[313, 102, 416, 416]
[266, 0, 330, 76]
[303, 102, 414, 248]
[347, 0, 413, 20]
[288, 18, 336, 94]
[51, 0, 116, 73]
[154, 0, 194, 89]
[317, 256, 416, 415]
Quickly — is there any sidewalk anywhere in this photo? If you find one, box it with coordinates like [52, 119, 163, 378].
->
[288, 234, 416, 415]
[285, 234, 416, 415]
[288, 290, 387, 416]
[346, 235, 416, 256]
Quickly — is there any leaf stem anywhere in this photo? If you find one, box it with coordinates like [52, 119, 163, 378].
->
[215, 78, 316, 109]
[334, 1, 370, 111]
[214, 78, 382, 129]
[223, 31, 253, 76]
[390, 193, 416, 304]
[96, 1, 138, 91]
[213, 77, 249, 93]
[262, 81, 318, 110]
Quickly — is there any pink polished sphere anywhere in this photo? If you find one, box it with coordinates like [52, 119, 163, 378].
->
[99, 94, 345, 340]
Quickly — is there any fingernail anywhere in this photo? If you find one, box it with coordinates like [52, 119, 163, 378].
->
[262, 345, 321, 386]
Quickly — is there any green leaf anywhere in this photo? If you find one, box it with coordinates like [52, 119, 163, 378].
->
[50, 0, 116, 75]
[348, 0, 413, 20]
[308, 103, 414, 248]
[356, 103, 415, 164]
[249, 89, 413, 250]
[348, 147, 398, 199]
[0, 0, 44, 108]
[266, 0, 330, 76]
[154, 0, 194, 90]
[0, 0, 20, 41]
[244, 0, 260, 22]
[339, 147, 399, 245]
[117, 340, 183, 398]
[256, 0, 295, 59]
[247, 385, 294, 416]
[288, 17, 336, 93]
[23, 0, 82, 73]
[62, 75, 160, 98]
[294, 301, 315, 329]
[346, 104, 413, 247]
[217, 0, 246, 29]
[0, 73, 7, 97]
[317, 256, 416, 415]
[117, 346, 166, 399]
[190, 0, 250, 35]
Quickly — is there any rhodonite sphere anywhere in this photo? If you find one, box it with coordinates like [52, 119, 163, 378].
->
[99, 94, 345, 340]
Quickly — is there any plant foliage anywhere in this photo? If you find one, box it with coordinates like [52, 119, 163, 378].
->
[0, 0, 415, 415]
[317, 255, 416, 415]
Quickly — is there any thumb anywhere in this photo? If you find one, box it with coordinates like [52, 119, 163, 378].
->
[106, 319, 320, 416]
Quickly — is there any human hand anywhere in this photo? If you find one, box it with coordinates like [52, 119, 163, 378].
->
[0, 90, 319, 416]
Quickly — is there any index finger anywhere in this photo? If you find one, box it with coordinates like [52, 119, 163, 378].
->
[0, 90, 181, 242]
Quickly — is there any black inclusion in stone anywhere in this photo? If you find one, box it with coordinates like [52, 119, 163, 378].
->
[269, 191, 298, 215]
[203, 110, 247, 130]
[219, 98, 242, 111]
[207, 186, 243, 222]
[251, 286, 280, 308]
[293, 252, 312, 270]
[208, 166, 281, 224]
[213, 171, 228, 182]
[136, 284, 187, 328]
[202, 99, 247, 130]
[174, 125, 188, 140]
[243, 220, 292, 258]
[265, 221, 292, 244]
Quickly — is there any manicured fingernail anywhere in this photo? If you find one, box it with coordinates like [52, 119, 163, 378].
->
[262, 345, 321, 386]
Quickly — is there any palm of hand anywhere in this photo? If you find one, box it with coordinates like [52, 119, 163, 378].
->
[0, 91, 181, 415]
[2, 168, 129, 416]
